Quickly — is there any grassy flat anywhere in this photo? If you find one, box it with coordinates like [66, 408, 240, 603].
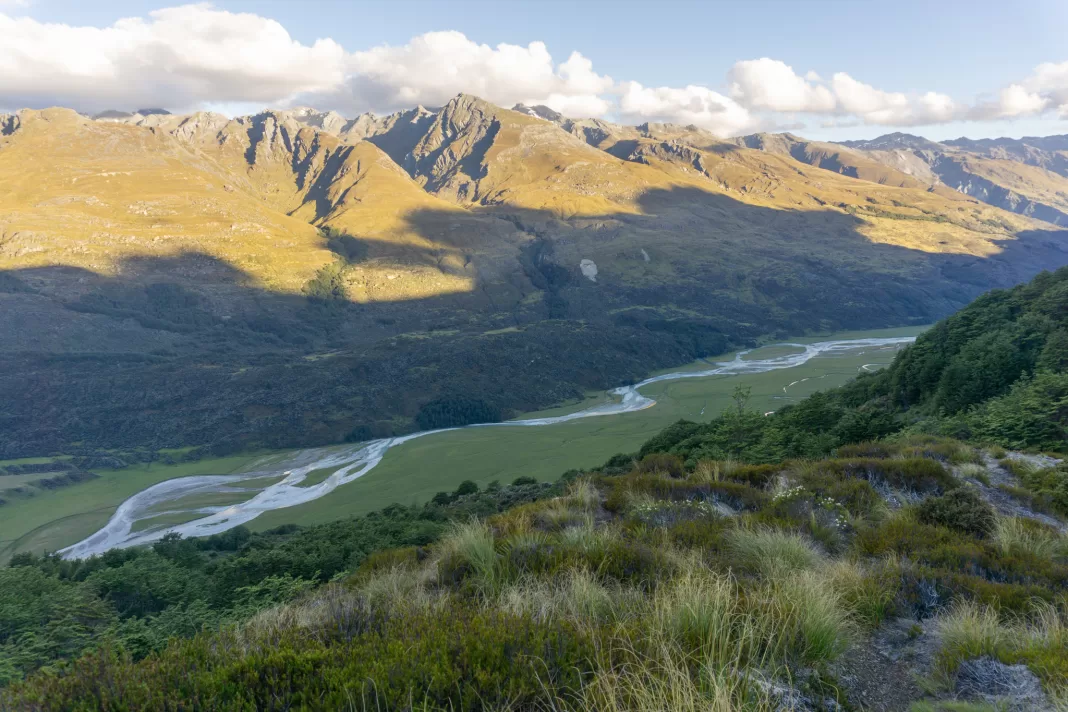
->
[294, 465, 344, 488]
[1, 326, 922, 558]
[253, 326, 923, 529]
[0, 455, 257, 563]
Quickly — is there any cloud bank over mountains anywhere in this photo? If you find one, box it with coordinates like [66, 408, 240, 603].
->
[1, 4, 1066, 136]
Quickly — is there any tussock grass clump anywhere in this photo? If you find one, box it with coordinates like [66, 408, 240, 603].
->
[637, 452, 685, 478]
[498, 568, 626, 626]
[573, 638, 779, 712]
[760, 569, 854, 664]
[347, 545, 422, 583]
[437, 520, 501, 593]
[356, 564, 441, 613]
[957, 462, 990, 484]
[691, 459, 778, 489]
[1011, 463, 1068, 518]
[692, 459, 728, 483]
[826, 557, 901, 628]
[651, 569, 738, 657]
[838, 436, 980, 465]
[811, 457, 957, 495]
[935, 601, 1007, 676]
[994, 517, 1066, 560]
[726, 526, 823, 578]
[891, 434, 983, 465]
[935, 599, 1068, 695]
[999, 457, 1037, 479]
[603, 471, 767, 515]
[557, 520, 618, 557]
[536, 497, 589, 531]
[564, 478, 600, 511]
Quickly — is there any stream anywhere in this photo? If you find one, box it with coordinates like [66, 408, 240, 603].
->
[60, 336, 914, 559]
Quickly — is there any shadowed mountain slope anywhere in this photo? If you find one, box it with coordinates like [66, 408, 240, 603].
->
[1, 96, 1067, 457]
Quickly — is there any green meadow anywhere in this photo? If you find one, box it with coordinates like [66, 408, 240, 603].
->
[252, 326, 923, 529]
[0, 455, 258, 564]
[1, 325, 923, 559]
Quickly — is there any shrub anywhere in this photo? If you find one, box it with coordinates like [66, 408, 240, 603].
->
[637, 453, 685, 478]
[6, 606, 595, 711]
[917, 488, 996, 539]
[454, 479, 480, 497]
[1016, 464, 1068, 518]
[812, 458, 956, 494]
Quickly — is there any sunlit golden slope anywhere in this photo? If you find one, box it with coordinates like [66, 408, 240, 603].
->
[0, 107, 529, 306]
[2, 96, 1067, 327]
[0, 108, 329, 294]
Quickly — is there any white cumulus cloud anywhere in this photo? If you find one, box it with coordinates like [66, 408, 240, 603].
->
[829, 73, 959, 125]
[0, 5, 346, 113]
[0, 7, 612, 117]
[305, 31, 613, 116]
[1020, 60, 1068, 116]
[619, 81, 753, 136]
[728, 58, 835, 112]
[0, 4, 1065, 136]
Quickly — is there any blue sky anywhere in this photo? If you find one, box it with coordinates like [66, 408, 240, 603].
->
[4, 0, 1068, 140]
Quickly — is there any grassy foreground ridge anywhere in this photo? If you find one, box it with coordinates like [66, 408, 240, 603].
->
[1, 266, 1066, 710]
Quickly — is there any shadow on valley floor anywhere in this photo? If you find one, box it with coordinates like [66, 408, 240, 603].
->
[0, 185, 1066, 459]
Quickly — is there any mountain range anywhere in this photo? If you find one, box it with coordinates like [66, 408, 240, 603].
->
[1, 95, 1067, 457]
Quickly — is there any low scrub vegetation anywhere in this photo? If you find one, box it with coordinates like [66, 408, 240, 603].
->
[2, 267, 1066, 709]
[5, 433, 1066, 710]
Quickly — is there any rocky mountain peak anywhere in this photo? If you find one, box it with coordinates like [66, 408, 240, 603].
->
[512, 103, 563, 122]
[839, 132, 944, 151]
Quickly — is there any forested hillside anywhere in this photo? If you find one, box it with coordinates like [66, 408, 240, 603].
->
[639, 264, 1068, 464]
[2, 269, 1066, 710]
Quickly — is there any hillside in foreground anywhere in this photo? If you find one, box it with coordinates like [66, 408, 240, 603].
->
[1, 268, 1065, 710]
[1, 98, 1067, 460]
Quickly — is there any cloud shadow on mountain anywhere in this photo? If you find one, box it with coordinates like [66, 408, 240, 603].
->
[0, 184, 1066, 459]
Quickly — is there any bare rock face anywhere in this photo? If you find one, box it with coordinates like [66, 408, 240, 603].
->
[512, 103, 563, 122]
[406, 94, 501, 198]
[627, 139, 709, 176]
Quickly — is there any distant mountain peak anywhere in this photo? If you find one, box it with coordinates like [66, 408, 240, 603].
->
[512, 104, 563, 122]
[838, 132, 944, 151]
[92, 108, 171, 121]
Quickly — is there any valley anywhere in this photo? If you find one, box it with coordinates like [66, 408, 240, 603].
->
[5, 7, 1068, 708]
[0, 326, 919, 563]
[2, 98, 1066, 466]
